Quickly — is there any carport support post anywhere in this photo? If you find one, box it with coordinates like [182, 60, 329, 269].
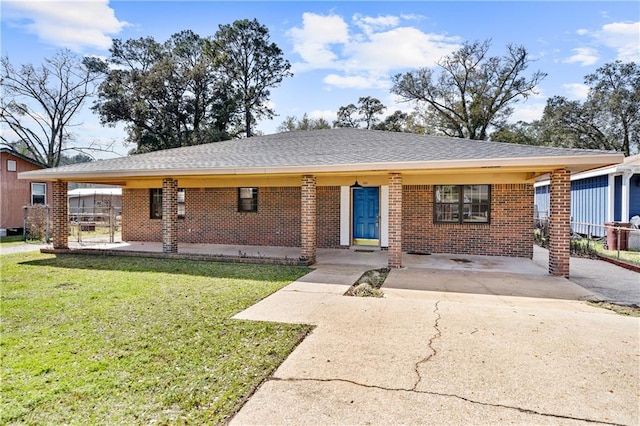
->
[52, 180, 68, 249]
[301, 175, 317, 264]
[549, 169, 570, 277]
[162, 178, 178, 254]
[388, 173, 403, 268]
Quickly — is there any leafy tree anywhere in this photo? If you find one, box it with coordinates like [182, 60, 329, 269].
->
[358, 96, 386, 129]
[585, 61, 639, 156]
[391, 40, 546, 140]
[207, 19, 292, 137]
[1, 49, 107, 167]
[93, 30, 233, 154]
[536, 96, 616, 150]
[373, 110, 408, 132]
[277, 113, 331, 132]
[334, 104, 359, 128]
[490, 121, 541, 146]
[334, 97, 386, 129]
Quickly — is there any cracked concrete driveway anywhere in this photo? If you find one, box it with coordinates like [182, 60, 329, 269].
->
[232, 266, 639, 425]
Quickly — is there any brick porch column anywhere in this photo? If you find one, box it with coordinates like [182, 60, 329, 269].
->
[301, 175, 317, 263]
[162, 178, 178, 254]
[52, 180, 68, 249]
[549, 169, 570, 277]
[388, 173, 403, 268]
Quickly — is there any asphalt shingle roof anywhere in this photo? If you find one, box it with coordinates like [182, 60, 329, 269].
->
[20, 128, 620, 178]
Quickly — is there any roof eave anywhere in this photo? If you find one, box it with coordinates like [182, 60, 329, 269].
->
[17, 153, 623, 182]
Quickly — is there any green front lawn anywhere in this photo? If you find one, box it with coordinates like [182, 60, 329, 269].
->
[1, 252, 312, 424]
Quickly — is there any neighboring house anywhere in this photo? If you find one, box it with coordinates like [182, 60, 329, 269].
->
[19, 129, 622, 277]
[535, 154, 640, 236]
[0, 148, 52, 236]
[68, 187, 122, 221]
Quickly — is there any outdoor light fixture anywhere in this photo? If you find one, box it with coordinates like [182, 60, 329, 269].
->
[350, 178, 363, 189]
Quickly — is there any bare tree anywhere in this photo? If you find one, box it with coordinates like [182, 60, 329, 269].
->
[1, 49, 108, 167]
[391, 40, 546, 140]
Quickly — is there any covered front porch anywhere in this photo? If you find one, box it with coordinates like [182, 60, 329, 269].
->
[46, 169, 574, 276]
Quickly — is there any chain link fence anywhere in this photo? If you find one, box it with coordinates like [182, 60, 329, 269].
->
[534, 214, 640, 264]
[22, 205, 121, 245]
[69, 206, 121, 244]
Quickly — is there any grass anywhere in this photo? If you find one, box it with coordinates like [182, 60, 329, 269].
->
[570, 238, 640, 266]
[589, 301, 640, 317]
[1, 252, 312, 424]
[0, 235, 26, 245]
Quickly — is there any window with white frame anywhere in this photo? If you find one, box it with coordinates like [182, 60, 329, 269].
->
[434, 185, 490, 223]
[7, 160, 17, 172]
[31, 183, 46, 205]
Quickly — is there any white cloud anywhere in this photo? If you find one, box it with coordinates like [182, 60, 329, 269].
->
[510, 101, 546, 123]
[3, 0, 128, 51]
[352, 14, 399, 35]
[308, 110, 335, 121]
[576, 28, 589, 36]
[288, 12, 460, 90]
[562, 83, 590, 100]
[563, 47, 599, 66]
[288, 13, 349, 71]
[597, 21, 640, 62]
[323, 73, 390, 90]
[343, 27, 459, 73]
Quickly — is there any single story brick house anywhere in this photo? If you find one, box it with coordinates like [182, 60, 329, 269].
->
[19, 129, 623, 277]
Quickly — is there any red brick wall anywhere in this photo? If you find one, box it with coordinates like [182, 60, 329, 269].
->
[122, 183, 533, 257]
[402, 184, 534, 258]
[123, 185, 342, 248]
[317, 186, 340, 248]
[549, 169, 570, 276]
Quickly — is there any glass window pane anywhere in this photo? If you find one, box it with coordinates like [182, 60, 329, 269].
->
[240, 188, 253, 199]
[32, 183, 46, 195]
[436, 185, 459, 202]
[435, 203, 459, 222]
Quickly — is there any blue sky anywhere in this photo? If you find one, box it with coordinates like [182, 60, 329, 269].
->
[1, 1, 639, 158]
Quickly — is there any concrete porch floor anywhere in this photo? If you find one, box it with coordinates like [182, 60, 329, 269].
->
[66, 240, 546, 274]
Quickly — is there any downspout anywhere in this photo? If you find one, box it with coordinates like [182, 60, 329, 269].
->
[607, 174, 615, 222]
[620, 170, 633, 223]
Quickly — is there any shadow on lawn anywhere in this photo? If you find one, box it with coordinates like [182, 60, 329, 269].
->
[19, 254, 311, 282]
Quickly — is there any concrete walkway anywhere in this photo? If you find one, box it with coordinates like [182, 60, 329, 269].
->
[533, 245, 640, 306]
[232, 266, 639, 425]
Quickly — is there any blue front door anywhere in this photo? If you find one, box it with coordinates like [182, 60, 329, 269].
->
[353, 187, 379, 244]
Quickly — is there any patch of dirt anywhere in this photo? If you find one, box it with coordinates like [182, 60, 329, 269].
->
[344, 268, 389, 298]
[589, 301, 640, 317]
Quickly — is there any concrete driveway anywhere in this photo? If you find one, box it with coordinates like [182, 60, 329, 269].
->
[232, 266, 639, 425]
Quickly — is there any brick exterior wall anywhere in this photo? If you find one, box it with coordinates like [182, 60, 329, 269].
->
[317, 186, 341, 248]
[121, 182, 533, 260]
[402, 183, 534, 258]
[388, 173, 403, 268]
[549, 169, 571, 277]
[301, 175, 317, 262]
[123, 186, 304, 247]
[52, 181, 68, 249]
[162, 178, 178, 253]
